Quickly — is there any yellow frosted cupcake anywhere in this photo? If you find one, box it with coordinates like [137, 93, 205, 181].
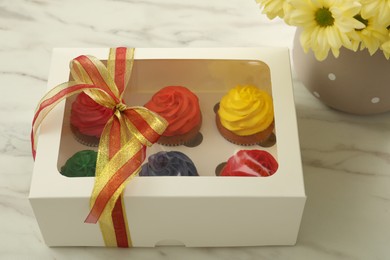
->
[216, 85, 274, 146]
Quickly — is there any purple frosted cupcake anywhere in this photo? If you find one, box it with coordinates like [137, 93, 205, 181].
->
[139, 151, 198, 176]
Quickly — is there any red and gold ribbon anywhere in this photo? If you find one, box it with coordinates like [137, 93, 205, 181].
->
[31, 47, 168, 247]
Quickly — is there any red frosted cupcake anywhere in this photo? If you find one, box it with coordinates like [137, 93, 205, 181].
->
[144, 86, 202, 146]
[220, 150, 278, 177]
[70, 92, 114, 146]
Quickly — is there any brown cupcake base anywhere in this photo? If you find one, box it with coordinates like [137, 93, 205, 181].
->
[70, 124, 100, 147]
[71, 121, 203, 148]
[215, 114, 274, 146]
[158, 120, 202, 146]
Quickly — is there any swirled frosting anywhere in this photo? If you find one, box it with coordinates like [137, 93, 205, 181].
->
[60, 150, 97, 177]
[220, 150, 278, 177]
[70, 92, 114, 137]
[218, 85, 274, 136]
[139, 151, 198, 176]
[144, 86, 201, 136]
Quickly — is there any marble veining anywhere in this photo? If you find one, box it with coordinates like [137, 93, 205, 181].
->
[1, 0, 390, 259]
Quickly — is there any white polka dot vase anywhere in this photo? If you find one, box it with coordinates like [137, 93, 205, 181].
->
[293, 29, 390, 115]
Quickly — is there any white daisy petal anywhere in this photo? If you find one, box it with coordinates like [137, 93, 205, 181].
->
[259, 0, 389, 60]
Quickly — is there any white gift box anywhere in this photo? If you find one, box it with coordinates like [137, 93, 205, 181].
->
[29, 48, 306, 247]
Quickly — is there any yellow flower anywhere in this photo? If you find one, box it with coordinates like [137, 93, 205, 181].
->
[348, 14, 388, 55]
[360, 0, 390, 25]
[256, 0, 286, 19]
[381, 34, 390, 59]
[286, 0, 365, 60]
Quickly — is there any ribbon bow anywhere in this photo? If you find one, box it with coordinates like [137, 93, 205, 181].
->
[31, 48, 168, 247]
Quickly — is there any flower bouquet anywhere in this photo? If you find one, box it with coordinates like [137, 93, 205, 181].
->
[256, 0, 390, 61]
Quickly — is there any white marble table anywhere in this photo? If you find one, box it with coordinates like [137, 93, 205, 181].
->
[1, 0, 390, 259]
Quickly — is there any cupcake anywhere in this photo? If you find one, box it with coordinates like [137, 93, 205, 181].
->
[144, 86, 202, 146]
[219, 150, 278, 177]
[60, 150, 97, 177]
[216, 85, 274, 146]
[70, 92, 114, 146]
[139, 151, 199, 176]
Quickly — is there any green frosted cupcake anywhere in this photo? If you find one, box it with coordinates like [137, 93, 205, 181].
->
[60, 150, 97, 177]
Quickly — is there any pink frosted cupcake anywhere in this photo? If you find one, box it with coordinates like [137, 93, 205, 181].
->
[219, 150, 278, 177]
[70, 92, 114, 146]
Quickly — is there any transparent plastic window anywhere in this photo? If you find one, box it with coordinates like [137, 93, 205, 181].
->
[57, 59, 278, 177]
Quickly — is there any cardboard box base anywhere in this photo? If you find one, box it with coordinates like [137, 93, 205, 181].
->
[30, 48, 306, 247]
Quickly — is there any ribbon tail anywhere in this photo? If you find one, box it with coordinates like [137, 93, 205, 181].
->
[84, 141, 145, 224]
[112, 195, 132, 247]
[85, 115, 146, 246]
[85, 144, 145, 246]
[95, 193, 132, 247]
